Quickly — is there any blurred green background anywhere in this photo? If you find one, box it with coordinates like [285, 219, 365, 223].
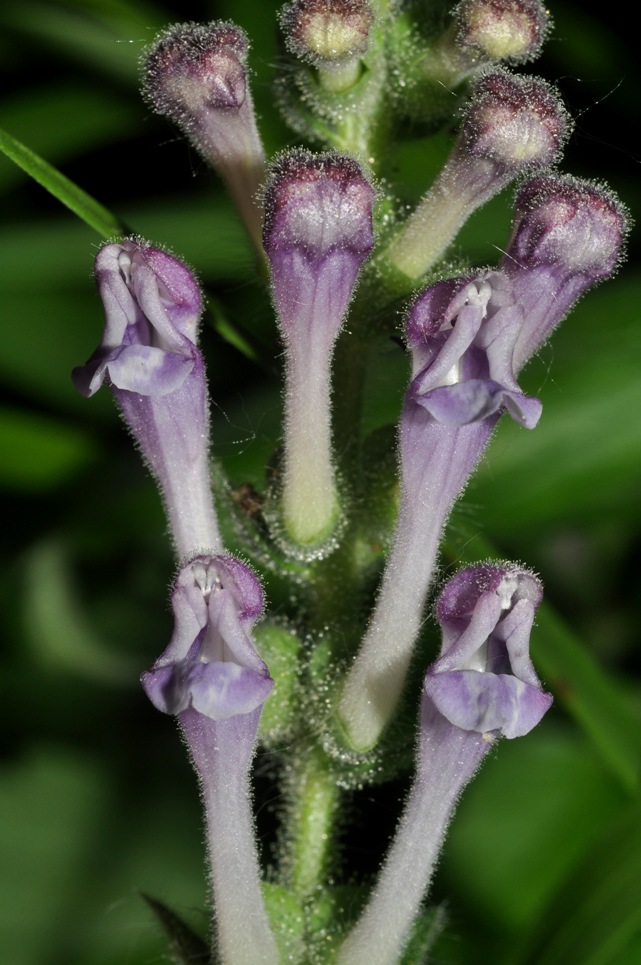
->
[1, 1, 640, 963]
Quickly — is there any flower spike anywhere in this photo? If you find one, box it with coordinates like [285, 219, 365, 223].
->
[337, 565, 551, 965]
[73, 240, 221, 559]
[142, 556, 278, 965]
[263, 149, 375, 550]
[143, 22, 266, 250]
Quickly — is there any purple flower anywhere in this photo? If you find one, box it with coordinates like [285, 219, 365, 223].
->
[425, 562, 551, 738]
[386, 69, 569, 279]
[142, 556, 278, 965]
[143, 22, 266, 249]
[406, 271, 542, 429]
[337, 564, 550, 965]
[339, 271, 540, 750]
[73, 240, 221, 558]
[502, 173, 630, 370]
[141, 555, 273, 721]
[263, 150, 374, 548]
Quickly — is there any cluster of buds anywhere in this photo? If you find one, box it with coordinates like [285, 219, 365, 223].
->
[73, 4, 628, 965]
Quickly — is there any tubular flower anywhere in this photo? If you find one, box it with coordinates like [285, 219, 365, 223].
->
[142, 555, 278, 965]
[143, 22, 266, 249]
[337, 564, 551, 965]
[73, 240, 221, 558]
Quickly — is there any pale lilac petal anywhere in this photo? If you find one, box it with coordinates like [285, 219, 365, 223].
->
[104, 344, 195, 395]
[424, 670, 552, 738]
[413, 379, 542, 428]
[189, 662, 274, 720]
[426, 563, 551, 740]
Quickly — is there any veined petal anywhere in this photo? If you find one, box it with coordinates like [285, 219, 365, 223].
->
[424, 670, 552, 738]
[103, 344, 195, 395]
[412, 378, 542, 427]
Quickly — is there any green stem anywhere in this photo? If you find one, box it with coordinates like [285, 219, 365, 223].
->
[283, 750, 340, 899]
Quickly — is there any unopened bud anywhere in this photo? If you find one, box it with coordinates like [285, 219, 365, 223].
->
[460, 68, 567, 170]
[386, 69, 569, 281]
[456, 0, 549, 64]
[263, 150, 374, 549]
[142, 22, 265, 249]
[279, 0, 373, 91]
[503, 173, 629, 368]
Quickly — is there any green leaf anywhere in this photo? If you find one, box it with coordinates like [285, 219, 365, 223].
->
[0, 407, 98, 490]
[532, 605, 641, 794]
[399, 905, 447, 965]
[0, 126, 123, 237]
[525, 804, 641, 965]
[142, 894, 211, 965]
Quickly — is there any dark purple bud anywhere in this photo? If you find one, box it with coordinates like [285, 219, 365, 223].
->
[142, 555, 273, 722]
[263, 150, 374, 335]
[73, 240, 220, 558]
[263, 150, 374, 547]
[502, 173, 630, 368]
[279, 0, 373, 67]
[142, 22, 266, 248]
[144, 23, 249, 116]
[456, 0, 549, 64]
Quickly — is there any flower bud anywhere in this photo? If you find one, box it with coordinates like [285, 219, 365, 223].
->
[502, 173, 629, 368]
[142, 22, 266, 249]
[456, 0, 549, 65]
[281, 0, 372, 64]
[460, 68, 567, 170]
[279, 0, 373, 91]
[263, 150, 374, 549]
[386, 69, 569, 281]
